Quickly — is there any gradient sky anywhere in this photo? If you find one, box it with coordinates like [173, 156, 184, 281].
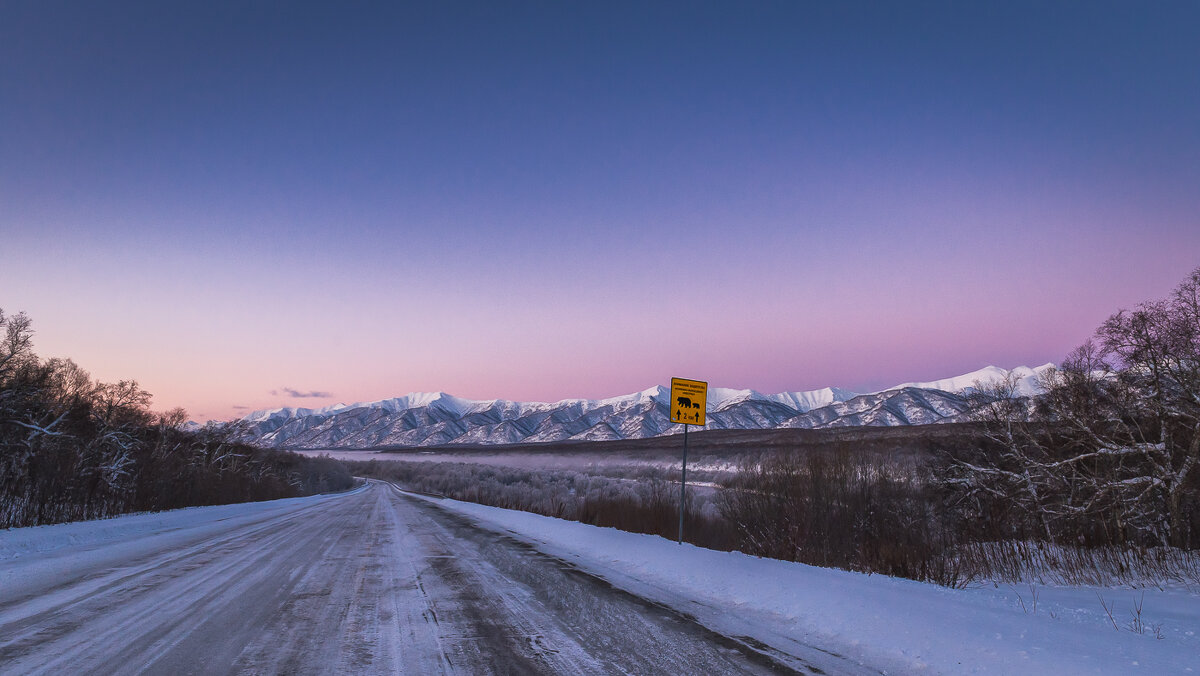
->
[3, 1, 1199, 420]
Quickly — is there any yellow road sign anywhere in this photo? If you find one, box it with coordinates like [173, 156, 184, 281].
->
[670, 377, 707, 426]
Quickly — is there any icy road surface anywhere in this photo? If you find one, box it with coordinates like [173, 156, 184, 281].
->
[0, 481, 853, 675]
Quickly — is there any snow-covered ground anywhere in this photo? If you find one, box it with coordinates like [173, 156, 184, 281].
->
[0, 488, 366, 605]
[1, 483, 835, 674]
[423, 494, 1200, 675]
[4, 485, 1196, 674]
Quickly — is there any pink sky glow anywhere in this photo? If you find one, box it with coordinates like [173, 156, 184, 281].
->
[4, 3, 1199, 420]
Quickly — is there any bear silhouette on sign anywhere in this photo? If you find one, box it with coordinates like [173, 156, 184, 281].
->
[676, 396, 693, 409]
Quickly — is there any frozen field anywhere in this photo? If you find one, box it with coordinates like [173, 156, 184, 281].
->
[294, 447, 737, 481]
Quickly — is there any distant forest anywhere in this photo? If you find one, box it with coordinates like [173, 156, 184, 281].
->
[0, 310, 354, 529]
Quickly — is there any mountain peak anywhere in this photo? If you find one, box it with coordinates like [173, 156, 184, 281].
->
[236, 364, 1056, 448]
[878, 364, 1053, 396]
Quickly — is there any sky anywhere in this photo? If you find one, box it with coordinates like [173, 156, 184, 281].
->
[2, 1, 1199, 421]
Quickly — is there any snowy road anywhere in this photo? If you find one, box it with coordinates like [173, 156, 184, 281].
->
[0, 481, 828, 675]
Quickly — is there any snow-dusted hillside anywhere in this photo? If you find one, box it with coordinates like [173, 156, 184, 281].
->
[881, 363, 1049, 398]
[239, 364, 1054, 449]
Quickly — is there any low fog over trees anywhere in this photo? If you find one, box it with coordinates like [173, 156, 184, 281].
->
[0, 310, 354, 528]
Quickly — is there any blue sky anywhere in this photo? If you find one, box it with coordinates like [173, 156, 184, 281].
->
[3, 1, 1199, 419]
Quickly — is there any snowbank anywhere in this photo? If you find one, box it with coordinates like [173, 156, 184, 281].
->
[425, 494, 1199, 675]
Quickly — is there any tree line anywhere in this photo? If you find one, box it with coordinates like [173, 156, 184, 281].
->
[353, 266, 1200, 586]
[141, 265, 1195, 587]
[940, 266, 1200, 550]
[721, 266, 1200, 585]
[0, 310, 354, 529]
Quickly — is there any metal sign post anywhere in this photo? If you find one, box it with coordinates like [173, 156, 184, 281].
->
[679, 424, 688, 544]
[669, 377, 707, 545]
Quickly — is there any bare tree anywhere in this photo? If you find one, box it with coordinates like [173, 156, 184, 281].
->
[2, 308, 353, 528]
[941, 267, 1200, 549]
[0, 310, 34, 381]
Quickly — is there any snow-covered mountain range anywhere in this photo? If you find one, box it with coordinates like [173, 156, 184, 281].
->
[238, 364, 1053, 449]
